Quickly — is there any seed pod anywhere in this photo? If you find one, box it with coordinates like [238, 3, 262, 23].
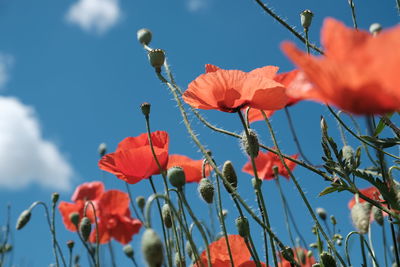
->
[198, 178, 214, 204]
[300, 9, 314, 29]
[351, 202, 371, 234]
[167, 166, 186, 189]
[241, 130, 259, 158]
[235, 216, 250, 238]
[148, 49, 165, 72]
[123, 244, 134, 258]
[222, 161, 238, 194]
[320, 251, 337, 267]
[137, 28, 152, 45]
[316, 207, 327, 221]
[16, 209, 31, 230]
[141, 102, 151, 117]
[136, 196, 146, 212]
[330, 215, 337, 226]
[162, 204, 173, 228]
[79, 217, 92, 241]
[141, 229, 164, 267]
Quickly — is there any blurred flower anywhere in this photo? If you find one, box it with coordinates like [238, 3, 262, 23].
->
[59, 181, 104, 231]
[278, 247, 315, 267]
[89, 190, 142, 244]
[348, 187, 382, 210]
[282, 18, 400, 115]
[194, 235, 253, 267]
[99, 131, 169, 184]
[183, 64, 288, 113]
[167, 154, 210, 183]
[242, 150, 298, 180]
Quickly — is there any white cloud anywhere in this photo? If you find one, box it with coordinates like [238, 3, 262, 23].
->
[0, 97, 74, 191]
[187, 0, 208, 12]
[0, 53, 14, 90]
[66, 0, 120, 34]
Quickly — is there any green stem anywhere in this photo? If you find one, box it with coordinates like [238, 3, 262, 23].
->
[83, 201, 100, 267]
[125, 182, 143, 222]
[108, 242, 116, 267]
[360, 235, 367, 267]
[348, 0, 358, 29]
[304, 29, 310, 55]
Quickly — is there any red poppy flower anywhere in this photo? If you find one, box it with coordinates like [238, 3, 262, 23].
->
[348, 186, 383, 210]
[242, 150, 298, 180]
[167, 154, 210, 183]
[194, 235, 252, 267]
[278, 248, 315, 267]
[59, 181, 105, 231]
[89, 190, 142, 244]
[183, 64, 288, 113]
[99, 131, 169, 184]
[282, 18, 400, 115]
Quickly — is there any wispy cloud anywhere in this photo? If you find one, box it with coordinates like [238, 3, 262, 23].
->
[0, 97, 74, 191]
[187, 0, 209, 12]
[66, 0, 121, 34]
[0, 53, 14, 90]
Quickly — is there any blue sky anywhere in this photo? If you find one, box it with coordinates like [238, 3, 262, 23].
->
[0, 0, 399, 266]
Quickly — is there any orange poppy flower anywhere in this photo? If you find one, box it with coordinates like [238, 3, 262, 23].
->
[59, 181, 104, 231]
[282, 18, 400, 115]
[89, 190, 142, 244]
[167, 154, 210, 183]
[278, 248, 315, 267]
[194, 235, 252, 267]
[99, 131, 169, 184]
[183, 64, 288, 113]
[242, 150, 298, 180]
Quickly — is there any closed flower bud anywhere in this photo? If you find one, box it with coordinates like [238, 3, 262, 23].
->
[141, 102, 151, 117]
[300, 9, 314, 29]
[336, 239, 342, 246]
[148, 49, 165, 72]
[175, 252, 185, 267]
[123, 244, 134, 258]
[316, 207, 327, 221]
[98, 142, 107, 157]
[222, 209, 228, 218]
[67, 240, 75, 250]
[52, 192, 59, 203]
[369, 23, 382, 35]
[235, 216, 250, 238]
[372, 206, 384, 226]
[79, 217, 92, 241]
[281, 246, 294, 263]
[330, 215, 337, 225]
[222, 161, 238, 194]
[69, 212, 80, 227]
[307, 250, 313, 258]
[136, 196, 146, 212]
[309, 243, 318, 249]
[241, 130, 259, 158]
[342, 145, 355, 169]
[320, 251, 337, 267]
[198, 178, 214, 204]
[16, 209, 31, 230]
[320, 116, 328, 136]
[167, 166, 186, 188]
[351, 202, 371, 234]
[137, 28, 152, 45]
[162, 204, 173, 228]
[141, 229, 164, 267]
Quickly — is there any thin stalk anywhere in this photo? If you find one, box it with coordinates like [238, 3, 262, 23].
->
[261, 111, 347, 266]
[382, 222, 390, 267]
[348, 0, 358, 29]
[397, 0, 400, 15]
[304, 29, 310, 55]
[124, 182, 143, 222]
[83, 202, 100, 267]
[130, 256, 138, 267]
[0, 205, 10, 267]
[108, 242, 117, 267]
[360, 235, 367, 267]
[336, 111, 348, 146]
[380, 116, 400, 138]
[245, 239, 262, 267]
[368, 226, 377, 267]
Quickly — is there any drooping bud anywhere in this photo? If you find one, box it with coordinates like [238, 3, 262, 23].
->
[222, 161, 238, 194]
[167, 166, 186, 189]
[140, 102, 151, 117]
[141, 229, 164, 267]
[148, 49, 165, 73]
[52, 192, 60, 203]
[316, 207, 327, 221]
[369, 23, 382, 35]
[16, 209, 31, 230]
[69, 212, 80, 227]
[137, 28, 152, 45]
[98, 142, 107, 157]
[372, 206, 384, 226]
[235, 216, 250, 238]
[79, 217, 92, 241]
[175, 252, 185, 267]
[136, 196, 146, 212]
[330, 215, 337, 225]
[300, 10, 314, 29]
[123, 244, 134, 258]
[198, 178, 214, 204]
[336, 239, 342, 246]
[241, 130, 259, 158]
[67, 240, 75, 250]
[320, 251, 337, 267]
[351, 202, 371, 234]
[162, 204, 173, 228]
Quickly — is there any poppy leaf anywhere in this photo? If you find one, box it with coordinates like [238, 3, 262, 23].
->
[318, 186, 339, 196]
[374, 112, 394, 136]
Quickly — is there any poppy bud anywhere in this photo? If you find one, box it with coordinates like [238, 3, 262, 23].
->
[141, 102, 151, 117]
[16, 209, 31, 230]
[372, 206, 384, 226]
[342, 145, 355, 169]
[307, 250, 313, 258]
[336, 239, 342, 246]
[235, 216, 250, 238]
[69, 212, 80, 227]
[330, 215, 337, 225]
[148, 49, 165, 73]
[316, 207, 327, 221]
[67, 240, 74, 250]
[281, 246, 294, 263]
[251, 177, 262, 191]
[222, 209, 228, 218]
[198, 178, 214, 204]
[136, 196, 146, 212]
[51, 192, 60, 203]
[141, 228, 164, 267]
[351, 202, 371, 234]
[300, 9, 314, 29]
[98, 142, 107, 157]
[320, 116, 328, 137]
[222, 161, 238, 194]
[309, 243, 318, 248]
[369, 23, 382, 35]
[175, 252, 185, 267]
[79, 217, 92, 241]
[162, 204, 173, 228]
[241, 130, 259, 158]
[123, 244, 134, 258]
[137, 28, 152, 45]
[320, 251, 337, 267]
[167, 166, 186, 189]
